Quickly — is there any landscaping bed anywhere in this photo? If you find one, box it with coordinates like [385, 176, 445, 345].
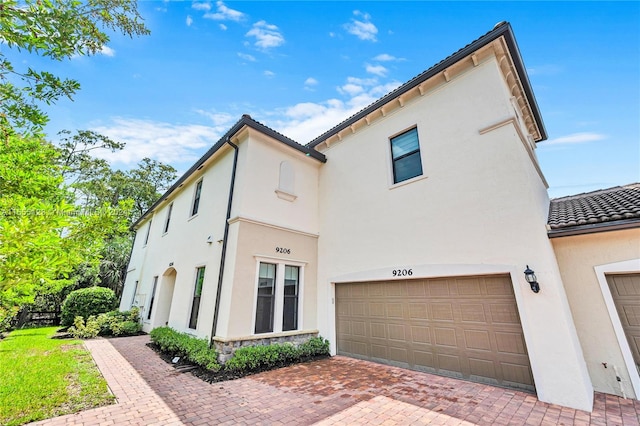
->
[148, 326, 330, 383]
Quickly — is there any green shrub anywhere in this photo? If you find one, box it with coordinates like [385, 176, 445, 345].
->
[68, 315, 100, 339]
[95, 307, 141, 336]
[298, 337, 330, 357]
[225, 337, 330, 374]
[149, 327, 220, 372]
[60, 287, 117, 327]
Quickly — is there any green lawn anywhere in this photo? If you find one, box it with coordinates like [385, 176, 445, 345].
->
[0, 327, 115, 426]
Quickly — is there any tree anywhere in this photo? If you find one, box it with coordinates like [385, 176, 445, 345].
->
[0, 134, 131, 328]
[0, 0, 150, 136]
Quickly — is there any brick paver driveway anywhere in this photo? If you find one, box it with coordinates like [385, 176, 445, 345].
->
[34, 335, 640, 425]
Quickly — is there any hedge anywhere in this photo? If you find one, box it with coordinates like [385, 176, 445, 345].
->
[60, 287, 117, 327]
[149, 326, 330, 376]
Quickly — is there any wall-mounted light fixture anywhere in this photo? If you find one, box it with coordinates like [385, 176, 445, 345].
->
[524, 265, 540, 293]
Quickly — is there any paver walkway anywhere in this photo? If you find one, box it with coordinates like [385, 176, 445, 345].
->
[33, 335, 640, 425]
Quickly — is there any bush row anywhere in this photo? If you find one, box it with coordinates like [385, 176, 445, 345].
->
[149, 326, 330, 375]
[68, 307, 142, 339]
[149, 326, 220, 371]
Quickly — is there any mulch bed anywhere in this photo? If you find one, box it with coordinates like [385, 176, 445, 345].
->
[146, 342, 329, 383]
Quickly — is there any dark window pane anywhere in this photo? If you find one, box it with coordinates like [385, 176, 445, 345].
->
[393, 151, 423, 183]
[255, 262, 276, 333]
[189, 267, 205, 329]
[282, 265, 299, 331]
[192, 181, 202, 216]
[147, 276, 158, 320]
[391, 128, 419, 159]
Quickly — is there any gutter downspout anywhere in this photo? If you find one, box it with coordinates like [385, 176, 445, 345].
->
[209, 137, 239, 348]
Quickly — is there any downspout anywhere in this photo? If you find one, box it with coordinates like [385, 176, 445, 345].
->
[209, 137, 239, 348]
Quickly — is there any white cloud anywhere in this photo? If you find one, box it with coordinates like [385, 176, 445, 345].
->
[203, 1, 245, 21]
[219, 23, 227, 31]
[186, 15, 193, 26]
[194, 110, 236, 126]
[192, 2, 211, 11]
[264, 70, 275, 78]
[365, 64, 388, 77]
[344, 10, 378, 42]
[90, 118, 225, 166]
[373, 53, 402, 62]
[246, 20, 285, 49]
[304, 77, 318, 86]
[100, 46, 115, 57]
[238, 52, 256, 62]
[546, 132, 607, 145]
[338, 83, 364, 97]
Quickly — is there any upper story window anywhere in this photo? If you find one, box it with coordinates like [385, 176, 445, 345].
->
[163, 203, 173, 234]
[191, 180, 203, 217]
[143, 220, 152, 246]
[390, 127, 423, 184]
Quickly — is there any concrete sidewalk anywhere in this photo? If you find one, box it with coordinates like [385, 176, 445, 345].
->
[33, 335, 640, 425]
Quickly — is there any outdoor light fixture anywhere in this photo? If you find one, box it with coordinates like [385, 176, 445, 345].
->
[524, 265, 540, 293]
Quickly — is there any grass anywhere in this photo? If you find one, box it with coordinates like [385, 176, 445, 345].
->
[0, 327, 115, 426]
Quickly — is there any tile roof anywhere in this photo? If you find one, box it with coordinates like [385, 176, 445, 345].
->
[548, 183, 640, 236]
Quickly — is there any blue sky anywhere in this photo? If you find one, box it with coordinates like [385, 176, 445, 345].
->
[15, 1, 640, 198]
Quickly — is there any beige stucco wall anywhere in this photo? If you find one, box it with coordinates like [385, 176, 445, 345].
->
[314, 56, 593, 410]
[120, 141, 238, 338]
[552, 228, 640, 398]
[121, 125, 323, 344]
[214, 219, 318, 338]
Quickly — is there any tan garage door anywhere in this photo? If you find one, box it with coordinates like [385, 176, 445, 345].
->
[607, 274, 640, 370]
[336, 275, 534, 391]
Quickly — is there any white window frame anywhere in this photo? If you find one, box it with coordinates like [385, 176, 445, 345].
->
[190, 180, 203, 218]
[163, 202, 173, 235]
[143, 220, 152, 246]
[387, 126, 427, 188]
[187, 264, 207, 330]
[252, 255, 306, 335]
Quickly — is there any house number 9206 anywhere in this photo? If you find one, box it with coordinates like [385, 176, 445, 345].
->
[392, 269, 413, 277]
[276, 247, 291, 254]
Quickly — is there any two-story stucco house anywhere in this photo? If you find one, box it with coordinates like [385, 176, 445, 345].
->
[119, 22, 640, 412]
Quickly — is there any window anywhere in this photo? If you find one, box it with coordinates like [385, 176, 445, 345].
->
[191, 180, 203, 216]
[255, 263, 276, 333]
[188, 267, 206, 329]
[143, 220, 152, 245]
[147, 276, 158, 320]
[282, 266, 299, 331]
[163, 203, 173, 234]
[130, 280, 139, 307]
[390, 127, 423, 184]
[254, 261, 303, 334]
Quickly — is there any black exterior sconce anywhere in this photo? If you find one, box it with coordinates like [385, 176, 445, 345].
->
[524, 265, 540, 293]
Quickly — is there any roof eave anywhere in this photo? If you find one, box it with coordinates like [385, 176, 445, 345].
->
[130, 115, 326, 230]
[307, 22, 547, 148]
[548, 219, 640, 238]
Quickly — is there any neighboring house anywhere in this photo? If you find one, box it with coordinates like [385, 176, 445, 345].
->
[549, 184, 640, 400]
[119, 22, 638, 411]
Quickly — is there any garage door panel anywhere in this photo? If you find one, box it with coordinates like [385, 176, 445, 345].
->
[411, 326, 431, 344]
[469, 358, 497, 380]
[460, 303, 487, 322]
[388, 324, 406, 341]
[432, 303, 454, 321]
[489, 304, 521, 324]
[464, 329, 492, 351]
[434, 327, 457, 347]
[336, 275, 534, 391]
[456, 278, 482, 296]
[607, 274, 640, 368]
[495, 331, 527, 355]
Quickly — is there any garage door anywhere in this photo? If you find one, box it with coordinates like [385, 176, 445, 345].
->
[607, 274, 640, 370]
[335, 275, 534, 391]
